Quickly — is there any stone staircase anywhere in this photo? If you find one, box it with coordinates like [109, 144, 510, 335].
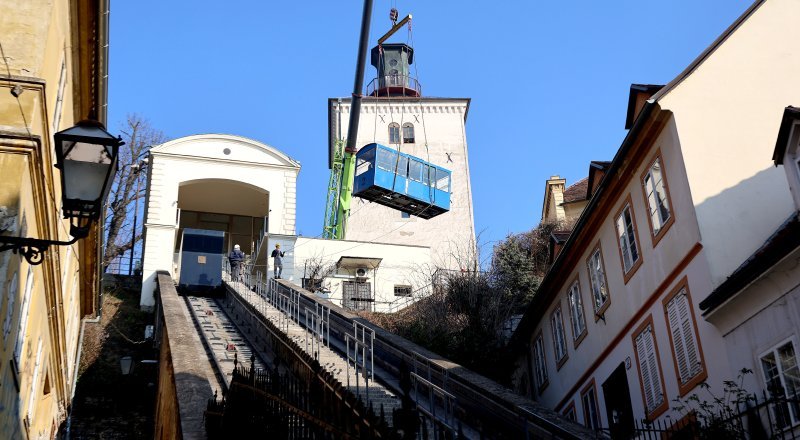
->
[224, 279, 401, 425]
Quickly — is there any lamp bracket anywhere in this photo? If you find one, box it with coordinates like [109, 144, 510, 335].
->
[0, 217, 88, 265]
[0, 235, 80, 265]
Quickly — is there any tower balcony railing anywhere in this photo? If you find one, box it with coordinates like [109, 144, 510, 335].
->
[366, 75, 422, 97]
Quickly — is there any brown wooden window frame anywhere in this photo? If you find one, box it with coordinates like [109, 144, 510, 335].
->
[550, 303, 569, 370]
[614, 195, 644, 284]
[532, 330, 549, 394]
[566, 276, 588, 348]
[581, 379, 601, 430]
[586, 243, 611, 320]
[640, 151, 675, 247]
[562, 400, 577, 422]
[632, 314, 669, 420]
[662, 278, 707, 397]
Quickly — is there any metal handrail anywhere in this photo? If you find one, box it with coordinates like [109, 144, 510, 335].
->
[366, 75, 421, 96]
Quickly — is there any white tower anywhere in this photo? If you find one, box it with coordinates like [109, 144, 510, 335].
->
[327, 44, 476, 269]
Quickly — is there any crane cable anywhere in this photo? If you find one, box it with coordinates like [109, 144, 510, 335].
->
[408, 18, 436, 212]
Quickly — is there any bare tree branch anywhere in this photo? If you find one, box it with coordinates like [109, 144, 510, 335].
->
[103, 114, 166, 271]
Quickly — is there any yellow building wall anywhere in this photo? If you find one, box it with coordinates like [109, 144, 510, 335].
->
[0, 0, 99, 437]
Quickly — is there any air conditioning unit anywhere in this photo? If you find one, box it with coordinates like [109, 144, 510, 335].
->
[356, 267, 368, 277]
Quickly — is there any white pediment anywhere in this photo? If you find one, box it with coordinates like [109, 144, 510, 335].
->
[150, 134, 300, 168]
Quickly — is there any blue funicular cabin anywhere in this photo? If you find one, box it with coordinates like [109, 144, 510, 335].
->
[353, 143, 451, 219]
[178, 228, 225, 293]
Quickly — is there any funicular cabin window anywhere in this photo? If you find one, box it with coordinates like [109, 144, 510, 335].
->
[376, 148, 398, 172]
[388, 123, 400, 144]
[395, 155, 409, 177]
[182, 234, 223, 253]
[435, 169, 451, 192]
[408, 159, 424, 183]
[355, 147, 375, 176]
[402, 123, 415, 143]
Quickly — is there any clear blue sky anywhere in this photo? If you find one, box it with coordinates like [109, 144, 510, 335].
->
[109, 0, 752, 256]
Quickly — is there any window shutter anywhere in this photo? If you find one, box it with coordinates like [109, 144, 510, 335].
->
[636, 327, 664, 413]
[667, 290, 701, 383]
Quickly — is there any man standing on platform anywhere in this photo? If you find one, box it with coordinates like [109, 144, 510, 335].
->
[229, 244, 245, 282]
[271, 243, 285, 279]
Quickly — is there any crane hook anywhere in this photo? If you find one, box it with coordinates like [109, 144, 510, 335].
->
[390, 8, 399, 25]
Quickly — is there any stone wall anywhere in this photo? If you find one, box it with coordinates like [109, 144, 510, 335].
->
[153, 272, 213, 440]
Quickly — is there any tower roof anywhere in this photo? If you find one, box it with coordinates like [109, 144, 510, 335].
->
[370, 43, 414, 66]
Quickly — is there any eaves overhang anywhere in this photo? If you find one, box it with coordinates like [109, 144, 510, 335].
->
[699, 212, 800, 315]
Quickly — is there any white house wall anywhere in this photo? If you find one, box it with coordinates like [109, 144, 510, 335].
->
[704, 246, 800, 394]
[657, 0, 800, 289]
[332, 99, 476, 270]
[528, 116, 734, 425]
[140, 134, 299, 308]
[270, 235, 431, 313]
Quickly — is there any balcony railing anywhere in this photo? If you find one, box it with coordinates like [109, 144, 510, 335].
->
[366, 75, 421, 97]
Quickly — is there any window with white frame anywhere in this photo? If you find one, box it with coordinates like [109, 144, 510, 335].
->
[3, 272, 17, 339]
[616, 203, 640, 273]
[567, 280, 586, 341]
[761, 340, 800, 429]
[643, 157, 672, 237]
[532, 334, 548, 390]
[587, 248, 609, 313]
[27, 338, 42, 422]
[52, 58, 67, 132]
[581, 385, 600, 430]
[551, 306, 568, 364]
[388, 123, 400, 144]
[634, 322, 666, 416]
[665, 288, 704, 387]
[402, 122, 415, 143]
[14, 267, 34, 369]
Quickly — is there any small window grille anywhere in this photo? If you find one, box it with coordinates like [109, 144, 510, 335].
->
[394, 285, 412, 296]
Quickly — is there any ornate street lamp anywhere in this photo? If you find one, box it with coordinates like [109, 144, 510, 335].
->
[0, 120, 123, 265]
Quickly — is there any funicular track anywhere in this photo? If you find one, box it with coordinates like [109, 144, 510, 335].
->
[215, 266, 595, 440]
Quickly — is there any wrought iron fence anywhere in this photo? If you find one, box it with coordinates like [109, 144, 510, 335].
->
[205, 353, 443, 438]
[596, 391, 800, 440]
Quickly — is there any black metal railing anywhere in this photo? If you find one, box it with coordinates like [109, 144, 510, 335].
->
[204, 354, 432, 439]
[597, 392, 800, 440]
[366, 75, 422, 96]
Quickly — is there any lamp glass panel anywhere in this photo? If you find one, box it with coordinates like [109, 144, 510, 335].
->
[62, 142, 111, 201]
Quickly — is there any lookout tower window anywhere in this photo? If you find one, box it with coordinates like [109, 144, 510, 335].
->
[388, 123, 400, 144]
[402, 123, 415, 144]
